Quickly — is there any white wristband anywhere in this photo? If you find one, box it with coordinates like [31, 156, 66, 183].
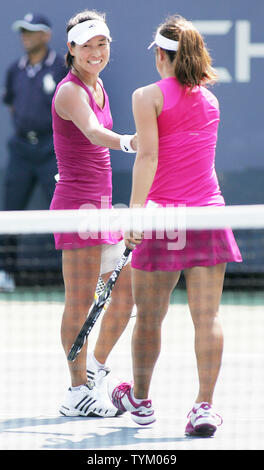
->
[120, 134, 135, 153]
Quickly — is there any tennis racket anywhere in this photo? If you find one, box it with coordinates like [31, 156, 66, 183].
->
[95, 275, 112, 311]
[67, 247, 131, 362]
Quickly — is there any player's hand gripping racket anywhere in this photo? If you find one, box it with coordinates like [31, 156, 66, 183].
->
[67, 247, 131, 362]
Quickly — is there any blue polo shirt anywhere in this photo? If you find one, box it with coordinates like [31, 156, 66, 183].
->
[2, 49, 67, 137]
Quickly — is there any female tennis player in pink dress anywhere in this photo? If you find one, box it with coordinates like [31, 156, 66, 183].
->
[50, 10, 136, 418]
[109, 15, 242, 436]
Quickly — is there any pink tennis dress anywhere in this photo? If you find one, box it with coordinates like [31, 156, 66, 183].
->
[50, 71, 121, 249]
[132, 77, 242, 271]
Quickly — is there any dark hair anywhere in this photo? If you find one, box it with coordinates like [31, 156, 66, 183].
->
[157, 15, 218, 88]
[65, 9, 106, 68]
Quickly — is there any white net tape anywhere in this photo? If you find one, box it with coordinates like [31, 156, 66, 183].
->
[0, 204, 263, 234]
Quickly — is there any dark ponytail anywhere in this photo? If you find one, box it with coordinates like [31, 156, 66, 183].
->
[159, 15, 218, 88]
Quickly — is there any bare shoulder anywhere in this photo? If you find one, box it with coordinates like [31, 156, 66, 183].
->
[132, 83, 163, 115]
[55, 81, 89, 119]
[133, 83, 161, 101]
[56, 80, 86, 103]
[55, 81, 89, 111]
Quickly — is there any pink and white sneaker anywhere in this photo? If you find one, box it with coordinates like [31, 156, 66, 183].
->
[185, 402, 223, 437]
[108, 380, 156, 426]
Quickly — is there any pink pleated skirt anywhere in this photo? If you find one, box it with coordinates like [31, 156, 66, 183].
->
[50, 194, 122, 250]
[131, 229, 242, 272]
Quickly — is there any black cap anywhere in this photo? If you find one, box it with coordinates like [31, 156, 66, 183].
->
[12, 13, 51, 32]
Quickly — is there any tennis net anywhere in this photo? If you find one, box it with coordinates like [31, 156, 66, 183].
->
[0, 203, 263, 283]
[0, 204, 264, 450]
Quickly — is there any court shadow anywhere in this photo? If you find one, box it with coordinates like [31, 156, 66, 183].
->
[0, 415, 195, 450]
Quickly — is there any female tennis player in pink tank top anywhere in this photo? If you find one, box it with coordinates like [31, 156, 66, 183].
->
[50, 10, 137, 418]
[109, 16, 242, 435]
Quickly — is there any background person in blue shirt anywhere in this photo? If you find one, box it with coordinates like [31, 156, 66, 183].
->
[0, 13, 66, 291]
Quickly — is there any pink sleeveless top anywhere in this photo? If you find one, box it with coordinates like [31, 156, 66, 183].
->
[131, 77, 242, 271]
[147, 77, 225, 207]
[50, 71, 122, 248]
[51, 71, 113, 206]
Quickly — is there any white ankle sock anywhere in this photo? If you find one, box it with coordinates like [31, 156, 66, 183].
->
[71, 384, 85, 391]
[131, 387, 148, 404]
[91, 351, 105, 369]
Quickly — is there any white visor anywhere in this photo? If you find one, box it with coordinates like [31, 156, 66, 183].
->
[68, 19, 112, 45]
[148, 31, 179, 51]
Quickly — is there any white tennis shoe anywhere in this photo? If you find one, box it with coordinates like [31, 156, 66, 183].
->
[59, 380, 121, 417]
[59, 352, 122, 417]
[108, 379, 156, 425]
[185, 402, 223, 437]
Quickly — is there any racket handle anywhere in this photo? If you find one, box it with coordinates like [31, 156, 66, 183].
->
[124, 247, 132, 257]
[67, 332, 87, 362]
